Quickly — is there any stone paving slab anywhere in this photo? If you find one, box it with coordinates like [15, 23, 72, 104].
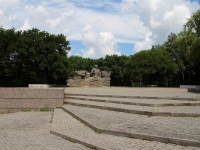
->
[63, 105, 200, 147]
[64, 87, 200, 99]
[51, 108, 199, 150]
[65, 96, 200, 106]
[0, 111, 89, 150]
[65, 99, 200, 117]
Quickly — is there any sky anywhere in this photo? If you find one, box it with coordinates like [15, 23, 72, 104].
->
[0, 0, 200, 58]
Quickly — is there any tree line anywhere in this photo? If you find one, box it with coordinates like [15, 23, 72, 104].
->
[0, 10, 200, 87]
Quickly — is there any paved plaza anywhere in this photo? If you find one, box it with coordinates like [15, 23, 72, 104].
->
[0, 111, 89, 150]
[1, 87, 200, 150]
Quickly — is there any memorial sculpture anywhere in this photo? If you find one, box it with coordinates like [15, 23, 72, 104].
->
[66, 65, 111, 86]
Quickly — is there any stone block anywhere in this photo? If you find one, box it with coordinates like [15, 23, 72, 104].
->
[180, 85, 200, 89]
[188, 88, 200, 93]
[0, 88, 64, 113]
[29, 84, 55, 88]
[0, 88, 64, 99]
[0, 98, 63, 109]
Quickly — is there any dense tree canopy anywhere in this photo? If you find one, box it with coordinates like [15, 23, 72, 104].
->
[124, 47, 178, 86]
[0, 28, 70, 86]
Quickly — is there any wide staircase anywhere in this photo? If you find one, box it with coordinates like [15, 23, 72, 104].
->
[51, 92, 200, 150]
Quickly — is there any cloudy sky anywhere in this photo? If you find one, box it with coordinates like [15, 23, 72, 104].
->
[0, 0, 200, 58]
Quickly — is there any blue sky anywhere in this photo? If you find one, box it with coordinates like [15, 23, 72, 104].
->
[0, 0, 200, 58]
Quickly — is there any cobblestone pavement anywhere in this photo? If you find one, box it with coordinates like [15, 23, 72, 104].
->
[63, 105, 200, 142]
[65, 87, 200, 99]
[52, 108, 200, 150]
[66, 96, 200, 106]
[0, 111, 89, 150]
[65, 99, 200, 115]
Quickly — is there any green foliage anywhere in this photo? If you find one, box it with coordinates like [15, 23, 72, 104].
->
[170, 9, 200, 84]
[180, 10, 200, 67]
[0, 28, 70, 86]
[68, 56, 94, 72]
[124, 48, 178, 86]
[101, 55, 130, 86]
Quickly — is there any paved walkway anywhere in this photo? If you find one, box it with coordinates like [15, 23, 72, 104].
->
[51, 108, 199, 150]
[0, 111, 89, 150]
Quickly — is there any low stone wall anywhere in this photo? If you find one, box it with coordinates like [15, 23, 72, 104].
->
[180, 85, 200, 89]
[0, 88, 64, 113]
[28, 84, 56, 88]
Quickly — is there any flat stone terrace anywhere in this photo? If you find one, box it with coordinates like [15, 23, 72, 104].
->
[1, 87, 200, 150]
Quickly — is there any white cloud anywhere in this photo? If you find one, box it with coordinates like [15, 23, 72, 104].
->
[134, 32, 154, 53]
[134, 0, 199, 48]
[75, 53, 80, 56]
[0, 0, 200, 55]
[19, 18, 31, 30]
[25, 5, 49, 17]
[64, 28, 70, 34]
[8, 15, 17, 21]
[46, 10, 74, 28]
[67, 50, 72, 57]
[150, 0, 160, 11]
[150, 18, 160, 28]
[120, 0, 137, 13]
[164, 5, 190, 24]
[82, 24, 121, 58]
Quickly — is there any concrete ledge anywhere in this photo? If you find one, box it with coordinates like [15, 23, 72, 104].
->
[180, 85, 200, 89]
[29, 84, 55, 88]
[64, 102, 200, 117]
[65, 96, 200, 106]
[0, 98, 63, 109]
[0, 88, 63, 98]
[65, 93, 199, 101]
[50, 130, 107, 150]
[0, 88, 64, 113]
[0, 108, 54, 113]
[188, 88, 200, 93]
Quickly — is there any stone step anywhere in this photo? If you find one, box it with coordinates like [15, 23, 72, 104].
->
[65, 93, 200, 101]
[65, 95, 200, 107]
[64, 99, 200, 117]
[62, 105, 200, 146]
[51, 108, 200, 149]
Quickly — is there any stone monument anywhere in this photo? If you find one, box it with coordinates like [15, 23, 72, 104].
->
[66, 65, 111, 86]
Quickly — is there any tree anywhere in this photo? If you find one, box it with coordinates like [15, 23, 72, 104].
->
[176, 9, 200, 84]
[182, 10, 200, 66]
[163, 33, 186, 85]
[103, 55, 129, 86]
[124, 48, 178, 86]
[67, 56, 95, 77]
[0, 28, 20, 86]
[0, 28, 70, 86]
